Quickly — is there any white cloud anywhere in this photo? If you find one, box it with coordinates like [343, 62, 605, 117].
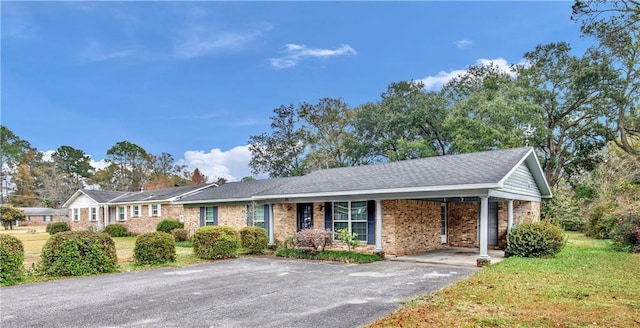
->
[173, 23, 272, 59]
[40, 150, 55, 162]
[418, 57, 519, 90]
[455, 39, 473, 49]
[90, 158, 109, 170]
[177, 145, 253, 182]
[270, 44, 357, 69]
[79, 41, 132, 63]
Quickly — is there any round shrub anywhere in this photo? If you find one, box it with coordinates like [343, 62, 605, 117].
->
[104, 223, 131, 237]
[611, 212, 640, 253]
[585, 204, 617, 239]
[156, 218, 184, 233]
[0, 234, 24, 285]
[46, 222, 71, 235]
[193, 226, 241, 260]
[133, 232, 176, 265]
[506, 222, 567, 258]
[239, 226, 268, 254]
[171, 228, 188, 242]
[40, 231, 117, 276]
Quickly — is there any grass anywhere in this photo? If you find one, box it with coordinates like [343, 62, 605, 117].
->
[275, 248, 382, 263]
[369, 232, 640, 327]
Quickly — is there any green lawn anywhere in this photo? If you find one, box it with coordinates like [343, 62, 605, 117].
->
[369, 233, 640, 327]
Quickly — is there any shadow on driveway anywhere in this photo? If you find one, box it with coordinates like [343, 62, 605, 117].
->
[1, 258, 477, 328]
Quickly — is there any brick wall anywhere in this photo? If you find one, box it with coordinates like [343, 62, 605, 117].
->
[447, 202, 478, 248]
[273, 203, 297, 244]
[125, 204, 184, 235]
[383, 199, 442, 256]
[217, 205, 249, 230]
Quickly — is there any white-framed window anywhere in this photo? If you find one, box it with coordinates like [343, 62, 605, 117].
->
[118, 206, 127, 221]
[90, 208, 98, 221]
[131, 205, 140, 217]
[333, 201, 367, 241]
[205, 207, 216, 226]
[254, 205, 265, 229]
[149, 204, 161, 217]
[73, 208, 79, 221]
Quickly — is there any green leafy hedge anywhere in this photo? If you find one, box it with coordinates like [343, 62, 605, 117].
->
[46, 222, 71, 235]
[0, 234, 24, 285]
[506, 222, 567, 258]
[611, 211, 640, 253]
[171, 228, 189, 242]
[193, 226, 241, 260]
[40, 231, 118, 276]
[104, 223, 131, 237]
[275, 248, 381, 263]
[134, 232, 176, 265]
[156, 218, 184, 233]
[239, 226, 268, 254]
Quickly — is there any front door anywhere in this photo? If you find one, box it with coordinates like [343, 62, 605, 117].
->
[488, 202, 498, 245]
[297, 203, 314, 231]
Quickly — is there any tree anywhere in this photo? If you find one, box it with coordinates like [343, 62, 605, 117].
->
[249, 105, 307, 177]
[52, 145, 93, 190]
[147, 153, 189, 189]
[105, 141, 151, 191]
[573, 0, 640, 154]
[213, 176, 227, 186]
[516, 42, 616, 186]
[190, 168, 207, 185]
[0, 204, 26, 230]
[241, 176, 256, 182]
[0, 126, 34, 203]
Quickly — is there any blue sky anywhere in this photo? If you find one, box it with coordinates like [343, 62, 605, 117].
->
[1, 1, 594, 181]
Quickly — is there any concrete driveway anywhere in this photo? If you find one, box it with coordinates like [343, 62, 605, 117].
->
[1, 258, 477, 328]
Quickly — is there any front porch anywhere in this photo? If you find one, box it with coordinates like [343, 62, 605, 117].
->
[389, 247, 506, 268]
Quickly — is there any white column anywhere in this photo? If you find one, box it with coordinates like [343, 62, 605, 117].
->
[375, 199, 383, 252]
[268, 204, 275, 245]
[507, 200, 514, 232]
[103, 204, 109, 227]
[479, 196, 490, 259]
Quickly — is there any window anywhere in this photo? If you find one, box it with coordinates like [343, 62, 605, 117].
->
[333, 201, 367, 241]
[118, 206, 126, 221]
[90, 208, 97, 221]
[254, 205, 265, 229]
[132, 205, 140, 217]
[205, 207, 216, 226]
[149, 204, 160, 217]
[44, 215, 53, 222]
[73, 208, 79, 221]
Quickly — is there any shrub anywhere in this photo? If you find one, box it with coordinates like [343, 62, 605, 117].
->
[559, 216, 585, 232]
[156, 218, 184, 233]
[133, 232, 176, 265]
[239, 226, 268, 254]
[193, 226, 241, 260]
[506, 222, 567, 258]
[336, 228, 360, 251]
[274, 248, 381, 264]
[104, 223, 131, 237]
[46, 222, 71, 235]
[40, 231, 117, 276]
[293, 229, 333, 253]
[0, 234, 24, 285]
[611, 211, 640, 253]
[585, 204, 617, 239]
[171, 228, 188, 242]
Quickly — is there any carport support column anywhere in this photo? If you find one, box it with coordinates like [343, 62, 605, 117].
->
[477, 196, 491, 267]
[507, 200, 514, 233]
[374, 199, 383, 257]
[268, 204, 275, 246]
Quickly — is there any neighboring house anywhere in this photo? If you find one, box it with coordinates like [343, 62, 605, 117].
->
[62, 184, 216, 235]
[176, 147, 551, 265]
[16, 207, 68, 226]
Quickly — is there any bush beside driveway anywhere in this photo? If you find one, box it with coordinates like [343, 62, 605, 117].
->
[1, 258, 476, 328]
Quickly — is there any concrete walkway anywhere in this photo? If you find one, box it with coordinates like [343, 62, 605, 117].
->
[389, 247, 505, 267]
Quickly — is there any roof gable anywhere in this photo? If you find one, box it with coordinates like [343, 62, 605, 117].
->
[109, 184, 216, 204]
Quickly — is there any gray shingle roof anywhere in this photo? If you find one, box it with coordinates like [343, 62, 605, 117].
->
[81, 190, 128, 203]
[176, 178, 295, 203]
[18, 207, 68, 216]
[109, 184, 215, 203]
[255, 147, 533, 196]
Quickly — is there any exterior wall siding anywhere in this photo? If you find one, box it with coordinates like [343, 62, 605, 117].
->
[499, 163, 542, 197]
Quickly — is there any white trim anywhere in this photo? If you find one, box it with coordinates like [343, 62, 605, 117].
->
[507, 200, 514, 232]
[72, 208, 80, 222]
[148, 204, 161, 217]
[175, 197, 254, 205]
[478, 197, 490, 260]
[487, 189, 542, 202]
[374, 200, 383, 252]
[90, 207, 98, 222]
[117, 206, 127, 221]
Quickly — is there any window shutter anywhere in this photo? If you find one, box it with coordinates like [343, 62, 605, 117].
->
[199, 207, 204, 227]
[263, 204, 270, 232]
[213, 206, 218, 226]
[324, 202, 332, 230]
[367, 200, 375, 245]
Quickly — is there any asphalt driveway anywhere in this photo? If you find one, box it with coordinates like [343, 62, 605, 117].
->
[1, 258, 477, 328]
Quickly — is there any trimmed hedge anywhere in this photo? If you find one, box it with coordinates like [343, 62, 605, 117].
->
[156, 218, 184, 233]
[193, 226, 241, 260]
[104, 223, 131, 237]
[134, 232, 176, 265]
[506, 222, 567, 258]
[171, 228, 189, 242]
[0, 234, 24, 285]
[40, 231, 118, 276]
[239, 226, 268, 254]
[46, 222, 71, 235]
[275, 248, 381, 264]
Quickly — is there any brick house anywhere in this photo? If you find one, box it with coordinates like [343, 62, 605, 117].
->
[176, 147, 552, 265]
[16, 207, 68, 226]
[62, 184, 215, 235]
